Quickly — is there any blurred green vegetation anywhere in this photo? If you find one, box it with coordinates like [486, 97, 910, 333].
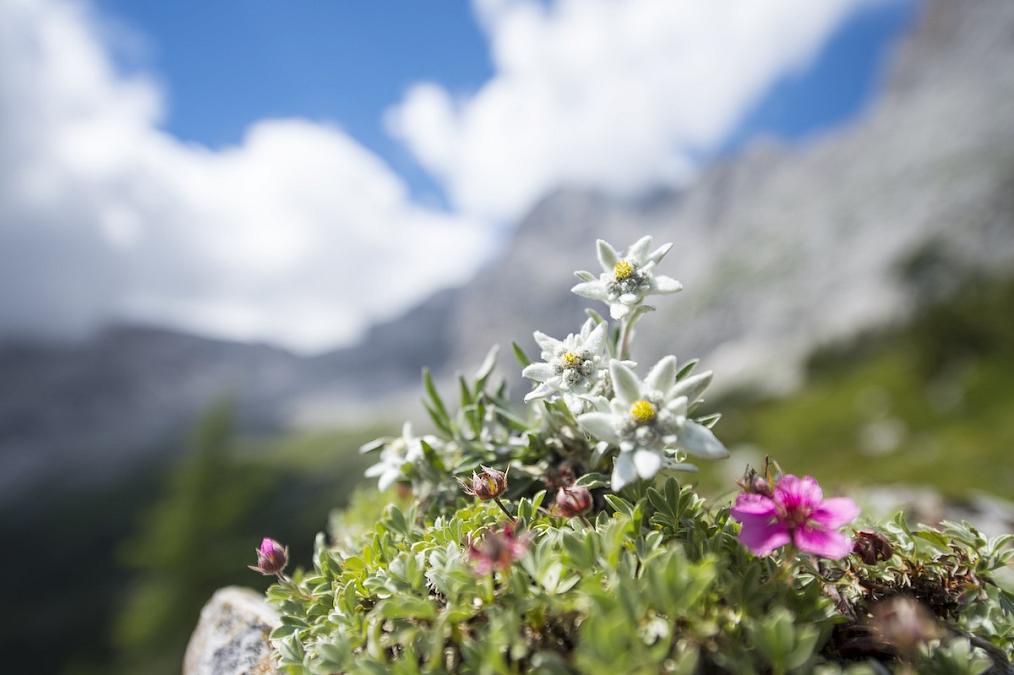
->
[110, 408, 385, 674]
[697, 273, 1014, 499]
[0, 404, 384, 675]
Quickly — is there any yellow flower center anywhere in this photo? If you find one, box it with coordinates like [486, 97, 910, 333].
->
[613, 260, 635, 281]
[561, 352, 582, 368]
[629, 399, 657, 424]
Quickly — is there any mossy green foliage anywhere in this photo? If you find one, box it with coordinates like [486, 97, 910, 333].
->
[269, 480, 1013, 673]
[267, 350, 1013, 673]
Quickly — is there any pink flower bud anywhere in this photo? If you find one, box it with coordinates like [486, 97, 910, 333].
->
[852, 530, 894, 565]
[553, 485, 593, 518]
[248, 537, 288, 576]
[459, 465, 508, 500]
[737, 467, 773, 497]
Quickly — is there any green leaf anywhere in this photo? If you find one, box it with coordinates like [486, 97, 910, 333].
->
[604, 494, 635, 518]
[422, 367, 448, 417]
[512, 341, 532, 367]
[422, 400, 453, 437]
[377, 596, 436, 620]
[585, 308, 607, 325]
[474, 344, 499, 391]
[574, 472, 609, 489]
[675, 359, 699, 381]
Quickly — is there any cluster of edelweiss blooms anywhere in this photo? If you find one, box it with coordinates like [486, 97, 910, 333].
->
[251, 236, 860, 580]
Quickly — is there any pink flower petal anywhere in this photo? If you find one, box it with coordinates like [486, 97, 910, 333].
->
[738, 519, 791, 556]
[794, 525, 853, 560]
[731, 493, 778, 521]
[775, 474, 823, 511]
[812, 497, 860, 529]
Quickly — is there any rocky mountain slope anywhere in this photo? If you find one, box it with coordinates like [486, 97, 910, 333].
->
[433, 0, 1014, 396]
[2, 0, 1013, 498]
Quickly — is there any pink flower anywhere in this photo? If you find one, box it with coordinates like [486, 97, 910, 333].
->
[467, 523, 529, 574]
[248, 537, 288, 576]
[730, 474, 859, 559]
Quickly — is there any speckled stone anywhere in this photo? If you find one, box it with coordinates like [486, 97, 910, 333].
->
[183, 586, 280, 675]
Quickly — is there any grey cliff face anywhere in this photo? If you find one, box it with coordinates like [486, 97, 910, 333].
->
[439, 0, 1014, 397]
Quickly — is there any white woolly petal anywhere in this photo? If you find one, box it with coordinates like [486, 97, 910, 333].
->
[609, 302, 631, 320]
[359, 438, 387, 454]
[596, 239, 619, 272]
[644, 355, 678, 392]
[665, 396, 689, 418]
[533, 331, 562, 353]
[669, 371, 712, 403]
[612, 451, 638, 491]
[647, 242, 673, 264]
[619, 293, 640, 305]
[577, 412, 621, 444]
[377, 469, 399, 492]
[662, 458, 699, 473]
[364, 462, 386, 477]
[651, 275, 683, 294]
[572, 280, 609, 300]
[584, 321, 607, 354]
[406, 442, 424, 462]
[563, 393, 587, 415]
[678, 420, 730, 459]
[522, 362, 555, 382]
[633, 449, 662, 479]
[627, 235, 653, 264]
[524, 382, 555, 402]
[609, 360, 643, 405]
[401, 421, 413, 440]
[574, 270, 596, 282]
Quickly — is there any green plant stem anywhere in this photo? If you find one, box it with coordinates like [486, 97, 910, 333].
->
[618, 316, 633, 360]
[276, 573, 312, 601]
[493, 496, 514, 520]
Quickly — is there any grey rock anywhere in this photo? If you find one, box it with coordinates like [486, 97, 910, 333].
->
[183, 586, 280, 675]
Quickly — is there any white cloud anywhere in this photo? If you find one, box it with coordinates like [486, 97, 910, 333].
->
[387, 0, 879, 223]
[0, 0, 881, 350]
[0, 0, 490, 351]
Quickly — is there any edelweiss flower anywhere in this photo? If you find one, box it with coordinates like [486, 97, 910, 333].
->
[522, 319, 609, 409]
[361, 422, 435, 491]
[577, 358, 728, 491]
[572, 236, 682, 320]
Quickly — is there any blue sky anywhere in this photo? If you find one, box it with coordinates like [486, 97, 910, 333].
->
[1, 0, 919, 349]
[96, 0, 916, 205]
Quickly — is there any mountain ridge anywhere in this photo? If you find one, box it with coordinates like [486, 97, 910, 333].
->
[3, 0, 1013, 498]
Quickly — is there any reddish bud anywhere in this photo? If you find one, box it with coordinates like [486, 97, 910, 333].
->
[248, 537, 288, 576]
[459, 465, 508, 500]
[852, 530, 895, 565]
[737, 466, 773, 497]
[553, 485, 593, 518]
